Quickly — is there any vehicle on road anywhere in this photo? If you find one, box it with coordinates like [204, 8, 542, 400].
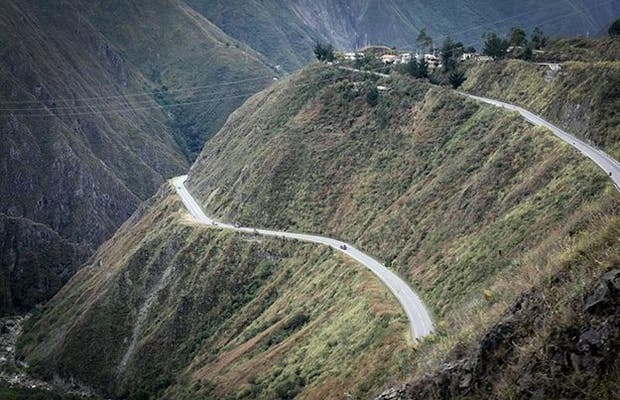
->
[340, 244, 347, 250]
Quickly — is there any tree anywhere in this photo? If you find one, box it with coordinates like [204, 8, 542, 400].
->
[314, 41, 334, 62]
[482, 32, 509, 59]
[465, 46, 477, 54]
[522, 46, 533, 61]
[417, 58, 428, 78]
[405, 59, 419, 77]
[609, 18, 620, 36]
[531, 27, 547, 50]
[405, 59, 428, 79]
[448, 70, 466, 89]
[416, 28, 433, 53]
[441, 37, 464, 71]
[509, 27, 527, 47]
[366, 86, 379, 107]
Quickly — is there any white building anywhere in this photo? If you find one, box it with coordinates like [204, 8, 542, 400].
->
[400, 53, 412, 64]
[381, 54, 399, 64]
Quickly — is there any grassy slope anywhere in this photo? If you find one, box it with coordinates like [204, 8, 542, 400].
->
[378, 213, 619, 399]
[187, 64, 619, 388]
[18, 184, 412, 400]
[75, 0, 277, 157]
[462, 59, 620, 159]
[535, 37, 620, 62]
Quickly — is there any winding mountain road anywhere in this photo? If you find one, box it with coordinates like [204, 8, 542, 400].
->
[338, 65, 620, 190]
[461, 93, 620, 191]
[171, 175, 434, 341]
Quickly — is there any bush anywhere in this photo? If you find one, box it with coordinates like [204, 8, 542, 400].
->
[366, 87, 379, 107]
[448, 70, 466, 89]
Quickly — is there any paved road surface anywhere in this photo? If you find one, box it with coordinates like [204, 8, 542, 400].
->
[461, 93, 620, 191]
[171, 176, 434, 341]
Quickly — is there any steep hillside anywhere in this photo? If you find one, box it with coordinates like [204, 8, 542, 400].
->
[0, 0, 188, 248]
[18, 184, 412, 400]
[0, 0, 188, 314]
[462, 59, 620, 159]
[0, 0, 276, 314]
[184, 0, 317, 71]
[534, 36, 620, 62]
[377, 255, 620, 399]
[74, 0, 277, 156]
[14, 60, 619, 398]
[0, 215, 89, 316]
[186, 64, 619, 394]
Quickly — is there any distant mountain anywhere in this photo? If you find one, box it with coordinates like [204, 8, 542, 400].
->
[0, 0, 275, 314]
[189, 0, 620, 70]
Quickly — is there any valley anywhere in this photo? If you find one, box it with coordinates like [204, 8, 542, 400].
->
[0, 2, 618, 399]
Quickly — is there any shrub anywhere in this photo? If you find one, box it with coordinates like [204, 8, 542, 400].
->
[366, 87, 379, 107]
[448, 70, 466, 89]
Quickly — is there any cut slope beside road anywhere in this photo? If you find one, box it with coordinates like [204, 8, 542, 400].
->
[171, 175, 435, 341]
[338, 66, 619, 191]
[461, 93, 620, 191]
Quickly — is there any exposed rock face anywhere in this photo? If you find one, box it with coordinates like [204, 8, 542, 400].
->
[0, 214, 89, 316]
[375, 269, 620, 400]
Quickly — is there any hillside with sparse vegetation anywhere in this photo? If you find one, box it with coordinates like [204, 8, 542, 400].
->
[3, 2, 619, 399]
[462, 57, 620, 159]
[18, 184, 412, 400]
[184, 63, 618, 397]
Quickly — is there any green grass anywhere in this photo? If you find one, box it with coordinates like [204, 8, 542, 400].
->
[185, 62, 619, 393]
[18, 184, 412, 400]
[462, 59, 620, 159]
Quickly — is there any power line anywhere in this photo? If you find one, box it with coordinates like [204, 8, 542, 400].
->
[8, 71, 366, 118]
[0, 81, 273, 112]
[0, 74, 277, 106]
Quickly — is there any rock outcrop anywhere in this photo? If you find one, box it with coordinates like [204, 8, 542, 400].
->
[375, 268, 620, 399]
